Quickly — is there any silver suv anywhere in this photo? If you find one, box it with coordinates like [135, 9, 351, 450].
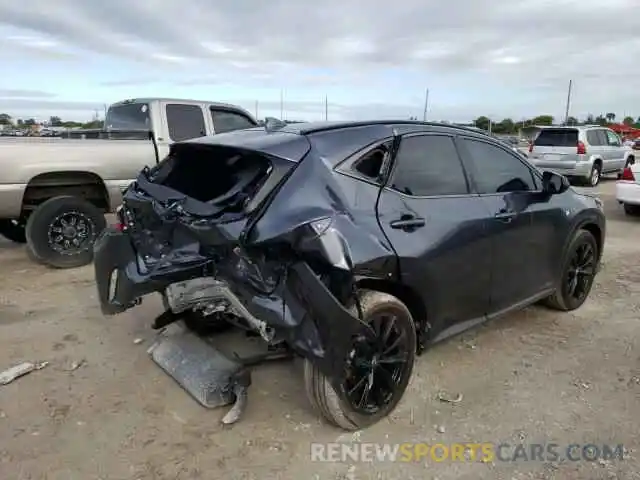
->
[528, 126, 635, 186]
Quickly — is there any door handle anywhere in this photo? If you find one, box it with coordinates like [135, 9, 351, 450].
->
[494, 210, 516, 223]
[389, 217, 426, 230]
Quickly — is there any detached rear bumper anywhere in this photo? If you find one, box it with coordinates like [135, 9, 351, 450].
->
[92, 226, 370, 383]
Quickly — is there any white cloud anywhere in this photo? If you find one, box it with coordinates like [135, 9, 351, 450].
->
[1, 0, 639, 121]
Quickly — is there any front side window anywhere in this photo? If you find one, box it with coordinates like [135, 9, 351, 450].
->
[389, 135, 468, 196]
[165, 104, 206, 142]
[605, 130, 621, 146]
[462, 138, 537, 194]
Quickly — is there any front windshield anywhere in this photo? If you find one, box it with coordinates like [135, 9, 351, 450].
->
[105, 102, 150, 130]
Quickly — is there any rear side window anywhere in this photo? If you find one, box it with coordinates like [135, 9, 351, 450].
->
[389, 135, 468, 196]
[605, 130, 621, 146]
[211, 109, 257, 134]
[586, 130, 602, 146]
[534, 129, 578, 147]
[166, 104, 206, 142]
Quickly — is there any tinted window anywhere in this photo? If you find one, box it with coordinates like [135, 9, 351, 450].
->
[586, 130, 601, 146]
[106, 103, 150, 130]
[595, 130, 608, 146]
[389, 135, 468, 196]
[211, 109, 256, 134]
[463, 138, 537, 194]
[534, 129, 578, 147]
[165, 104, 206, 142]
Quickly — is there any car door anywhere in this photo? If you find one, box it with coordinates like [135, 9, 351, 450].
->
[604, 129, 625, 172]
[455, 136, 556, 316]
[375, 132, 494, 332]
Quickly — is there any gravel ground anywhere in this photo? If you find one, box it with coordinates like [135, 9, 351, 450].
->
[0, 178, 638, 480]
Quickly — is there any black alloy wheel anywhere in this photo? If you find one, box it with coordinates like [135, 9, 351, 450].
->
[25, 196, 107, 269]
[47, 211, 94, 255]
[343, 312, 413, 416]
[304, 290, 417, 430]
[544, 229, 599, 311]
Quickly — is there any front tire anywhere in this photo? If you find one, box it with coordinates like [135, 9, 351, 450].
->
[0, 219, 27, 243]
[544, 229, 598, 311]
[303, 290, 417, 430]
[25, 196, 106, 269]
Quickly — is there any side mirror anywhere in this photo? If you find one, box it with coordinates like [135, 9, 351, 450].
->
[542, 170, 569, 194]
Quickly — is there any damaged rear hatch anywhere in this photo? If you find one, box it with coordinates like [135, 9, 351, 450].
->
[94, 127, 309, 313]
[93, 126, 374, 381]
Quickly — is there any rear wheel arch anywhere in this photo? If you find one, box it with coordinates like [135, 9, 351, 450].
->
[22, 171, 110, 214]
[355, 278, 429, 342]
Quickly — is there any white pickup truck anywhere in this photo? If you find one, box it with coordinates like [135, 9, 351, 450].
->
[0, 98, 258, 268]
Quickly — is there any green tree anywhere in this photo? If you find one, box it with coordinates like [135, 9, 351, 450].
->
[623, 116, 634, 125]
[566, 116, 579, 126]
[605, 112, 616, 123]
[23, 118, 36, 126]
[474, 116, 490, 130]
[531, 115, 553, 126]
[595, 115, 607, 126]
[49, 116, 62, 127]
[0, 113, 12, 125]
[585, 114, 595, 124]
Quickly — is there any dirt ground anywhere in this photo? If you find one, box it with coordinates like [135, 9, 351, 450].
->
[1, 178, 638, 480]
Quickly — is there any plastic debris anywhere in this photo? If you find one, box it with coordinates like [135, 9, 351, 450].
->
[437, 391, 463, 404]
[0, 361, 48, 385]
[133, 338, 144, 345]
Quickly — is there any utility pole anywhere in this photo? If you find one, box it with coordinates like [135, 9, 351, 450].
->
[564, 80, 572, 125]
[280, 89, 284, 120]
[255, 100, 259, 120]
[422, 88, 429, 121]
[324, 95, 328, 121]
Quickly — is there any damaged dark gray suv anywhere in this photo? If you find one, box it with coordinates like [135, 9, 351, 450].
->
[94, 120, 605, 431]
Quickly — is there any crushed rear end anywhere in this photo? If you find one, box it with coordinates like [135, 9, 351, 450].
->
[93, 129, 384, 389]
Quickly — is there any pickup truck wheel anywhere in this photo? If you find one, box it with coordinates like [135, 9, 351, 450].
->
[0, 219, 27, 243]
[25, 196, 106, 269]
[303, 290, 417, 430]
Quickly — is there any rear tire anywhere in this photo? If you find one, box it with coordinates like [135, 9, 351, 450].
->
[25, 196, 106, 269]
[623, 204, 640, 216]
[544, 229, 598, 311]
[303, 289, 417, 430]
[588, 163, 601, 187]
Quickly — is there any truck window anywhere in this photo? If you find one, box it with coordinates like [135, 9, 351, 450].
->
[106, 103, 150, 130]
[210, 109, 257, 134]
[166, 104, 207, 142]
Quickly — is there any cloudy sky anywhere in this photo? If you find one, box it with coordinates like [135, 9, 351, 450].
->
[1, 0, 639, 123]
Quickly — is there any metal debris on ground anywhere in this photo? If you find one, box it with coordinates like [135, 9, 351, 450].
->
[436, 425, 446, 433]
[0, 361, 48, 385]
[133, 338, 144, 345]
[437, 391, 463, 404]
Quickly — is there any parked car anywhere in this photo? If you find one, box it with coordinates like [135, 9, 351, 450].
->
[527, 126, 635, 186]
[616, 163, 640, 216]
[633, 138, 640, 151]
[94, 120, 606, 431]
[0, 97, 257, 268]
